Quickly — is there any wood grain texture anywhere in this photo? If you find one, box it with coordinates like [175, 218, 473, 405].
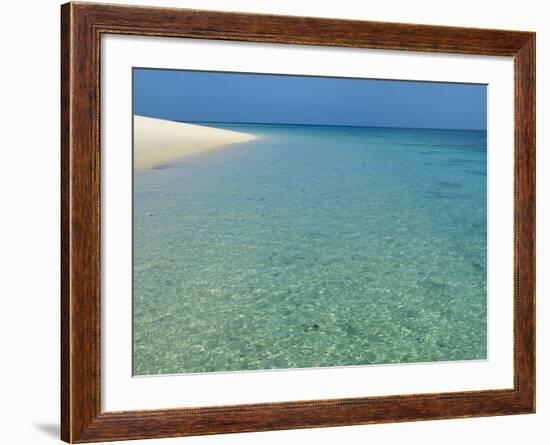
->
[60, 3, 71, 441]
[60, 2, 536, 442]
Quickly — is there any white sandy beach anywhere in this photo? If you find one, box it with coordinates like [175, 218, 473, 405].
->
[134, 115, 257, 170]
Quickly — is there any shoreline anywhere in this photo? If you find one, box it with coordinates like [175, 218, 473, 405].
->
[134, 115, 257, 170]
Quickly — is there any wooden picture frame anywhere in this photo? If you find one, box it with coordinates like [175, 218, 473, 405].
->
[61, 2, 535, 442]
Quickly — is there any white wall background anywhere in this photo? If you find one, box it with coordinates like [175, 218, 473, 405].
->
[0, 1, 546, 444]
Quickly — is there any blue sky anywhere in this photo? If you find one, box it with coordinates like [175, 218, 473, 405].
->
[134, 68, 487, 130]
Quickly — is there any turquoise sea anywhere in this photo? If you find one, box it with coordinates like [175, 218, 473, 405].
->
[133, 124, 487, 376]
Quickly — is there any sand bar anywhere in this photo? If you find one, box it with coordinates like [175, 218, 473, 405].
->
[134, 115, 257, 170]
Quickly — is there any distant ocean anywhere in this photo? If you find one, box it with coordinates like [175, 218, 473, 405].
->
[133, 124, 487, 375]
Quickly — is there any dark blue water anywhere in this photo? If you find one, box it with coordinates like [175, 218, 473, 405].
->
[133, 124, 487, 375]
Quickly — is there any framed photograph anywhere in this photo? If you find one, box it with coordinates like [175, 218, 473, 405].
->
[61, 2, 535, 442]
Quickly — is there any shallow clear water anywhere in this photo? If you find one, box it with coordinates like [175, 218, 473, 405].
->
[133, 124, 487, 375]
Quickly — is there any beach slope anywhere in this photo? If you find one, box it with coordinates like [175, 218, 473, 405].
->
[134, 115, 257, 170]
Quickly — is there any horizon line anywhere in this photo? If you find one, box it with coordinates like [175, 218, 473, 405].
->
[180, 119, 487, 132]
[133, 114, 486, 132]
